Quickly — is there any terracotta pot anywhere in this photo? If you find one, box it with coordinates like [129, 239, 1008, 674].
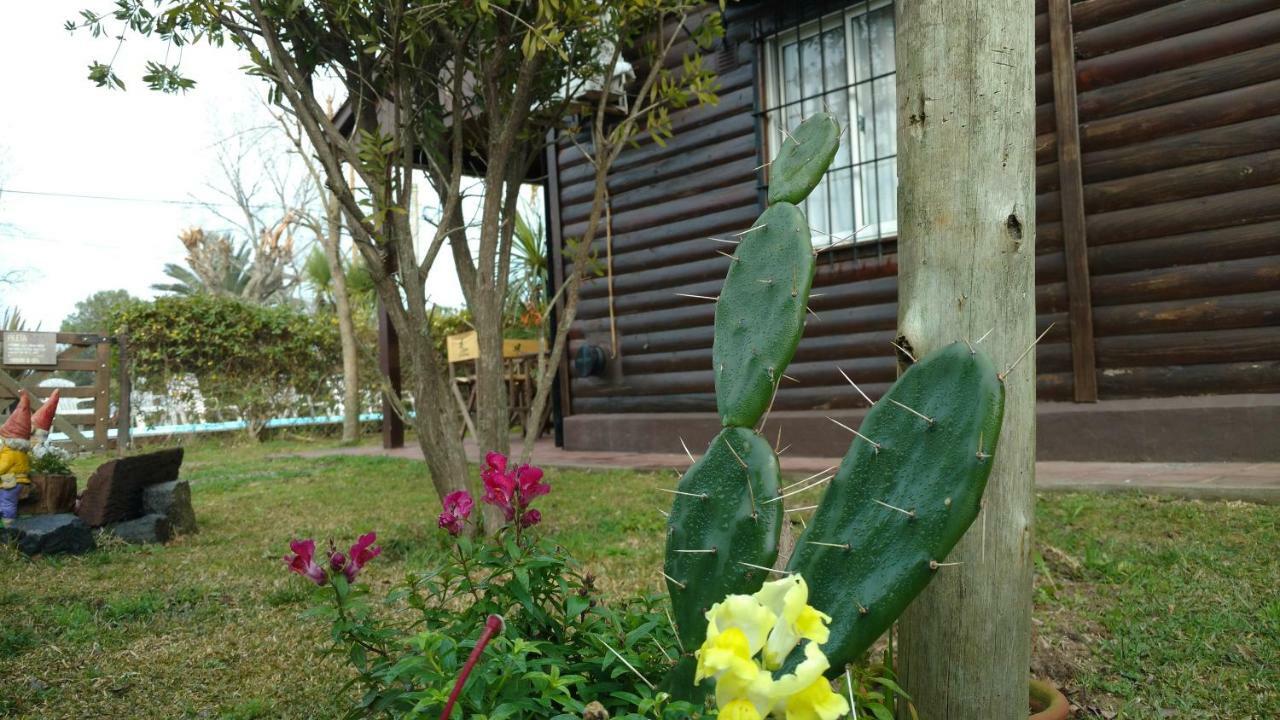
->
[1029, 678, 1070, 720]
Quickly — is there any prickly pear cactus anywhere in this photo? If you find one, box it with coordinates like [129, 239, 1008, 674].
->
[712, 202, 815, 428]
[784, 342, 1005, 671]
[661, 110, 1008, 698]
[664, 427, 783, 650]
[768, 112, 841, 205]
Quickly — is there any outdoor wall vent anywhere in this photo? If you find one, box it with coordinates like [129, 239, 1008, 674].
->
[573, 344, 607, 378]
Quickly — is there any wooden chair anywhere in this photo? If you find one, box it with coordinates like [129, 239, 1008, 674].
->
[445, 332, 543, 440]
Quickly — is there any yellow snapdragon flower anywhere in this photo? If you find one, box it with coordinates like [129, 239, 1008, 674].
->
[695, 576, 851, 720]
[753, 575, 832, 670]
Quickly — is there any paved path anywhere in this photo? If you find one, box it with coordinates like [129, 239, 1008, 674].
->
[293, 438, 1280, 504]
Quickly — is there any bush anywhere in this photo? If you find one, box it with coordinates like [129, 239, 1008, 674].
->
[285, 454, 701, 719]
[117, 295, 339, 438]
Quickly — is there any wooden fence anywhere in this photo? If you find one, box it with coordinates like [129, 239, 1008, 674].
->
[0, 332, 131, 453]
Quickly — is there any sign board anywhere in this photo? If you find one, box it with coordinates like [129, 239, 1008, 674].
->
[2, 332, 58, 366]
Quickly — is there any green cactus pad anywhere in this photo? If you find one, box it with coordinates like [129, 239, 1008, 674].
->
[713, 203, 816, 428]
[785, 342, 1005, 671]
[664, 426, 784, 653]
[767, 112, 841, 205]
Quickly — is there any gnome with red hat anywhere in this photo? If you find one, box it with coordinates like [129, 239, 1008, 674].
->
[30, 388, 60, 452]
[0, 392, 33, 526]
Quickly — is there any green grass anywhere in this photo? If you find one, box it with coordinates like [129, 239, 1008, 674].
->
[0, 438, 1275, 718]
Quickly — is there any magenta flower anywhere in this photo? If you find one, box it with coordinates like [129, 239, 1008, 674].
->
[438, 490, 475, 536]
[515, 465, 550, 502]
[519, 509, 541, 529]
[481, 453, 518, 519]
[479, 452, 550, 531]
[329, 548, 347, 573]
[343, 532, 382, 582]
[284, 539, 328, 586]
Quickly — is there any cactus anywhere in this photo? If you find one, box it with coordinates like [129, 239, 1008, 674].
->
[661, 109, 1007, 697]
[783, 342, 1005, 671]
[664, 427, 783, 651]
[713, 202, 815, 428]
[768, 112, 841, 205]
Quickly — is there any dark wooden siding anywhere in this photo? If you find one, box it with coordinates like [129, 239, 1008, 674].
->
[554, 0, 1280, 417]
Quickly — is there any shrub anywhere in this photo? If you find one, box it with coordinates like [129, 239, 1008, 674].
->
[117, 295, 339, 438]
[285, 455, 700, 719]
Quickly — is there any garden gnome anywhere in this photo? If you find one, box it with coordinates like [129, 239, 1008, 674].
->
[30, 389, 60, 456]
[0, 392, 33, 526]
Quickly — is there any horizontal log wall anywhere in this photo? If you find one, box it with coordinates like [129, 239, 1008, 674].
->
[554, 0, 1280, 419]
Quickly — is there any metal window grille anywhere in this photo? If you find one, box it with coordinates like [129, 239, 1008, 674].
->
[760, 1, 898, 249]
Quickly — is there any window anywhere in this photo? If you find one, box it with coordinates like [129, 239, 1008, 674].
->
[762, 1, 898, 247]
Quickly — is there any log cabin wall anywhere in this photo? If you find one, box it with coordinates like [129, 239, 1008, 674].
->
[549, 0, 1280, 461]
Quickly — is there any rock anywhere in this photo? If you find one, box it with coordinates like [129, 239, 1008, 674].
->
[76, 448, 184, 527]
[142, 480, 197, 535]
[103, 513, 172, 545]
[1, 513, 95, 556]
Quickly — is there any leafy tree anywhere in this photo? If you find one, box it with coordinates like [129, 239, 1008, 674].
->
[118, 294, 339, 440]
[77, 0, 724, 526]
[60, 289, 144, 333]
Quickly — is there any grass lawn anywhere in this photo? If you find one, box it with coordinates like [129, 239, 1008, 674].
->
[1, 438, 1276, 719]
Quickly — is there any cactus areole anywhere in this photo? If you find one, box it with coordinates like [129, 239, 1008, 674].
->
[660, 111, 1006, 697]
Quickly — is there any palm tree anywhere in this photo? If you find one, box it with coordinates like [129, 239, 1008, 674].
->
[152, 229, 253, 297]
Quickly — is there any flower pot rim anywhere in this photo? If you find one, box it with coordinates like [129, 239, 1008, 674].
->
[1028, 677, 1070, 720]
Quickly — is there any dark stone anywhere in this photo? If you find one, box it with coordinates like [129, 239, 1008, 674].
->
[142, 480, 197, 535]
[103, 513, 172, 545]
[1, 513, 95, 556]
[76, 448, 184, 527]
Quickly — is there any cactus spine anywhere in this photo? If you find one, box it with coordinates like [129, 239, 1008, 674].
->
[661, 110, 1007, 696]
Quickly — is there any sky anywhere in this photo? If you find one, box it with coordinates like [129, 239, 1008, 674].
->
[0, 2, 495, 331]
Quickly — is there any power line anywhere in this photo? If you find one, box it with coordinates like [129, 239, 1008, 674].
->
[0, 186, 270, 209]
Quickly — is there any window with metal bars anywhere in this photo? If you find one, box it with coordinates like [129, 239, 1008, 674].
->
[761, 0, 897, 248]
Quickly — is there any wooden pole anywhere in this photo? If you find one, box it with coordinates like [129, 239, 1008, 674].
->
[377, 300, 405, 449]
[117, 332, 131, 457]
[894, 0, 1036, 718]
[1048, 0, 1098, 402]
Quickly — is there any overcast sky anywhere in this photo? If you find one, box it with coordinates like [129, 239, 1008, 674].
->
[0, 2, 482, 331]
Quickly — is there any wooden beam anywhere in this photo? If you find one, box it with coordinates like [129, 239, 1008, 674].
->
[93, 340, 110, 450]
[117, 333, 131, 456]
[1048, 0, 1099, 402]
[377, 299, 404, 449]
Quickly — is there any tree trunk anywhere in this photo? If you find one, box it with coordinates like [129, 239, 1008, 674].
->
[324, 194, 361, 444]
[400, 317, 472, 506]
[894, 1, 1036, 718]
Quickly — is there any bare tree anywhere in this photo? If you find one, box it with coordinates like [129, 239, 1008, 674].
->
[274, 106, 364, 444]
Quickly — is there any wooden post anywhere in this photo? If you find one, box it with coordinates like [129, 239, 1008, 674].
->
[94, 340, 111, 452]
[116, 332, 131, 456]
[1047, 0, 1098, 402]
[894, 1, 1036, 718]
[377, 301, 405, 449]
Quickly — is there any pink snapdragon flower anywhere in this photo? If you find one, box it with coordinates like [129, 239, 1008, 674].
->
[479, 452, 550, 526]
[343, 532, 382, 582]
[481, 452, 518, 519]
[284, 533, 380, 585]
[438, 490, 475, 536]
[519, 509, 541, 529]
[284, 539, 328, 586]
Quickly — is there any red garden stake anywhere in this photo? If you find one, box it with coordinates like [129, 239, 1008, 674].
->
[439, 614, 505, 720]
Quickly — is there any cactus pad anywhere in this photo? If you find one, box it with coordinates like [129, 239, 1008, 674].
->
[767, 112, 841, 205]
[713, 203, 815, 427]
[785, 342, 1005, 671]
[664, 426, 784, 651]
